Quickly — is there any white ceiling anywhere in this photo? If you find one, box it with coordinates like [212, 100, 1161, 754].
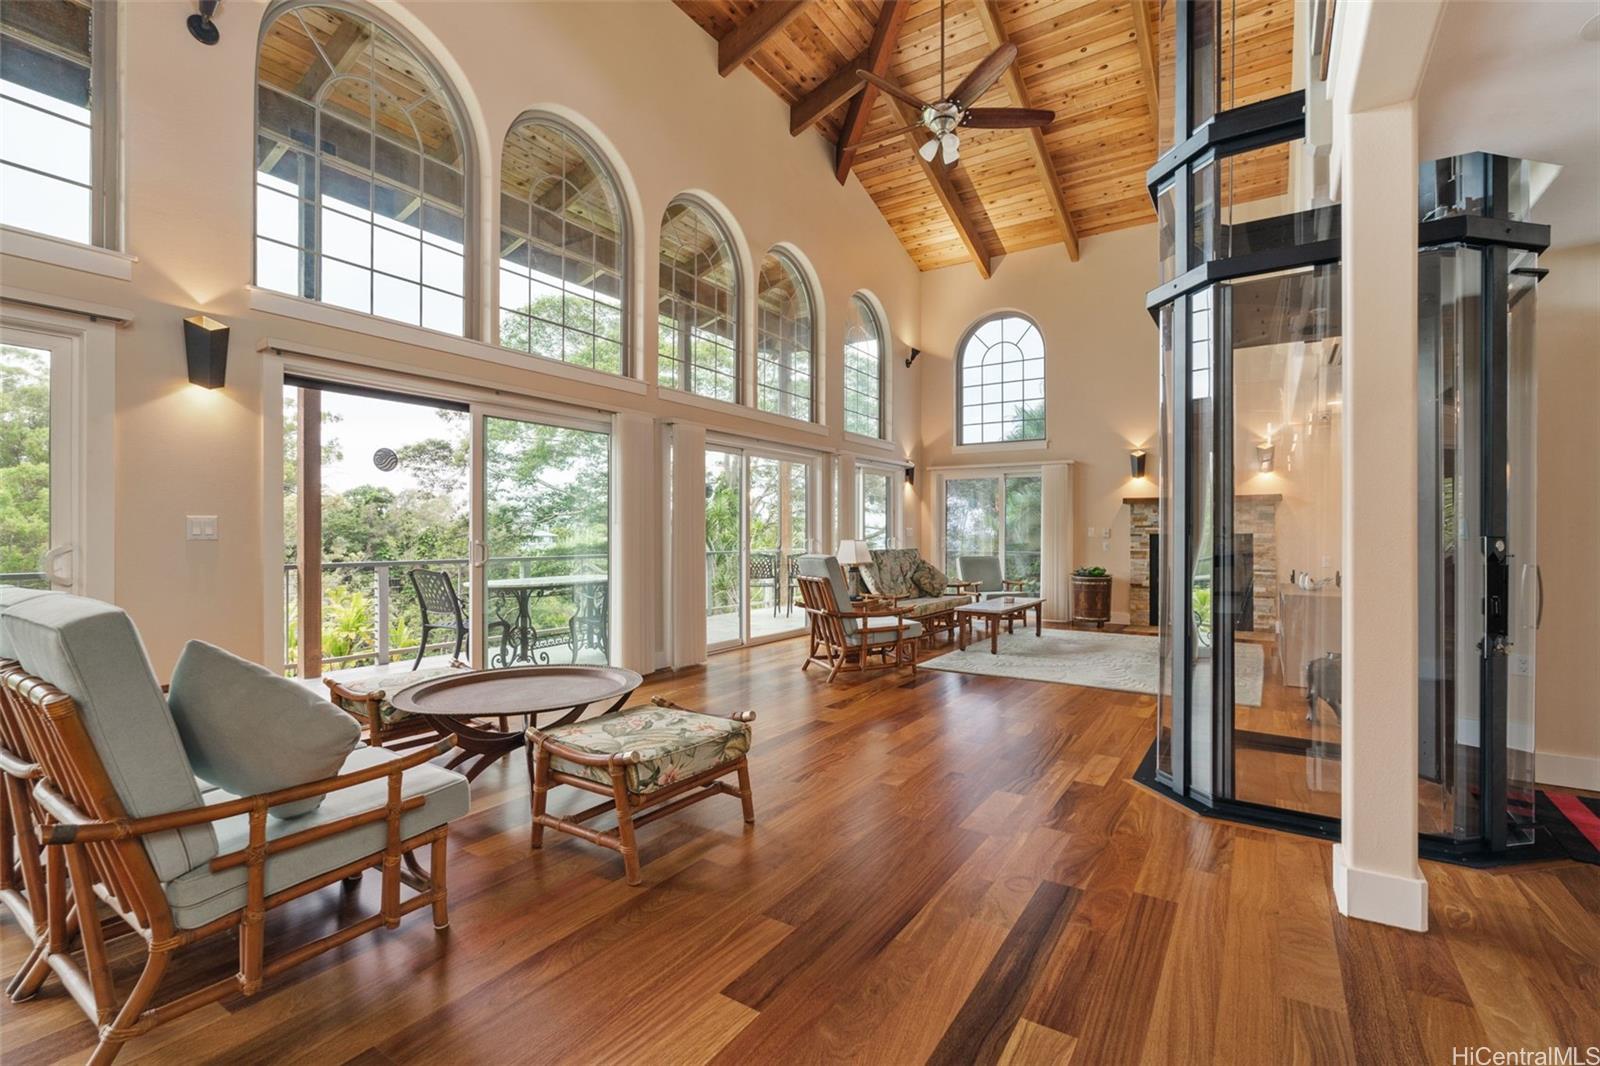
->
[1417, 0, 1600, 248]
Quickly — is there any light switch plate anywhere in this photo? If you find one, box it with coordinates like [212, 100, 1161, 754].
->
[186, 515, 219, 541]
[1086, 526, 1097, 538]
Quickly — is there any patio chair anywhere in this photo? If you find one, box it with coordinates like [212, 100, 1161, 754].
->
[0, 593, 467, 1065]
[957, 555, 1033, 599]
[748, 552, 782, 616]
[409, 568, 468, 669]
[567, 581, 609, 662]
[795, 555, 921, 682]
[785, 552, 803, 616]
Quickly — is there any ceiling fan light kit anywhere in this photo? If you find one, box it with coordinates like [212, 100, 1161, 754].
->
[856, 1, 1051, 170]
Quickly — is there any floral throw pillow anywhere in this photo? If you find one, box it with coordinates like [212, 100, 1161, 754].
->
[910, 559, 949, 597]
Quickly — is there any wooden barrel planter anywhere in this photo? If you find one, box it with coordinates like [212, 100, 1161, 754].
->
[1070, 574, 1112, 628]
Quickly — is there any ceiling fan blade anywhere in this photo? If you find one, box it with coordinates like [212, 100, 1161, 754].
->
[855, 69, 929, 111]
[948, 42, 1017, 108]
[961, 107, 1055, 129]
[855, 121, 929, 149]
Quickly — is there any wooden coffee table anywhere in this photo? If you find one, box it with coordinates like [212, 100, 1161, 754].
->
[956, 597, 1045, 654]
[388, 665, 642, 781]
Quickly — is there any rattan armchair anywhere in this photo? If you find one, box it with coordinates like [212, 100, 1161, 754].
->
[1, 661, 460, 1065]
[795, 555, 922, 682]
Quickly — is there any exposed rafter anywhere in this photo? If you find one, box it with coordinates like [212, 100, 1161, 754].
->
[970, 0, 1080, 261]
[716, 0, 812, 77]
[887, 94, 993, 279]
[832, 0, 909, 184]
[1129, 0, 1161, 133]
[790, 52, 868, 135]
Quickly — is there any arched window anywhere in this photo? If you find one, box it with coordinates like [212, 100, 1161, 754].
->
[755, 249, 814, 421]
[842, 294, 885, 438]
[255, 3, 472, 335]
[658, 198, 739, 402]
[957, 313, 1045, 443]
[499, 115, 627, 374]
[1, 0, 117, 247]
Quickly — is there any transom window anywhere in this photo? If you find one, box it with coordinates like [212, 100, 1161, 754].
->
[255, 3, 471, 335]
[499, 116, 627, 374]
[958, 313, 1045, 443]
[658, 199, 739, 402]
[755, 249, 814, 421]
[842, 294, 885, 438]
[0, 0, 114, 246]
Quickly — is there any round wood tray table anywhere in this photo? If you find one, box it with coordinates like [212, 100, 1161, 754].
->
[388, 665, 643, 782]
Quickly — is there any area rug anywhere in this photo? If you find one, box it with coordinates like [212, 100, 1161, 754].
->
[923, 629, 1265, 707]
[1525, 790, 1600, 866]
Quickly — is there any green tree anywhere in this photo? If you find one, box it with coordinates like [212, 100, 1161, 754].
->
[0, 346, 50, 581]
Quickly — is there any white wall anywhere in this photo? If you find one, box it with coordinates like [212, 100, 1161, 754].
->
[0, 0, 922, 675]
[914, 229, 1159, 621]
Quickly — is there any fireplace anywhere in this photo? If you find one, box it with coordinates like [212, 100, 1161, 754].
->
[1127, 495, 1280, 630]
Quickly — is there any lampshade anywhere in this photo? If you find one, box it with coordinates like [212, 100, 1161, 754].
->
[836, 539, 872, 566]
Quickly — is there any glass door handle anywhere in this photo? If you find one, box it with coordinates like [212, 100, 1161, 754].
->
[1534, 564, 1544, 629]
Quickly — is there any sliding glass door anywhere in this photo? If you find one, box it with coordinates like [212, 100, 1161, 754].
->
[707, 444, 814, 650]
[479, 413, 611, 667]
[282, 378, 613, 677]
[705, 448, 744, 649]
[942, 472, 1042, 588]
[857, 465, 895, 549]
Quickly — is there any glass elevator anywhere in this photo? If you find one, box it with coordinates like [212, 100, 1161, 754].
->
[1143, 0, 1550, 859]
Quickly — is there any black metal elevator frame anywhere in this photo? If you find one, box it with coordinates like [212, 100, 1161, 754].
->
[1142, 2, 1550, 862]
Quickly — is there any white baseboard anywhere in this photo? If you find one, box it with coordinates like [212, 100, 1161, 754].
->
[1538, 750, 1600, 791]
[1332, 844, 1429, 932]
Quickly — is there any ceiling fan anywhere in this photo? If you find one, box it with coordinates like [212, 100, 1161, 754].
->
[854, 0, 1053, 166]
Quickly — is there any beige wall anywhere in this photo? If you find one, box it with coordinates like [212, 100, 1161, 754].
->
[0, 0, 922, 675]
[1534, 241, 1600, 784]
[913, 228, 1159, 620]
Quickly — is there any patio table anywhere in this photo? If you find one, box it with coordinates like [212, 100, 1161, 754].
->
[488, 574, 609, 665]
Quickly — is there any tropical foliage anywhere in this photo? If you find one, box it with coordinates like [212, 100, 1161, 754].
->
[0, 346, 49, 585]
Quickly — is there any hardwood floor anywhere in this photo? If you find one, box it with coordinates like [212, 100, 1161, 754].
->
[2, 635, 1596, 1064]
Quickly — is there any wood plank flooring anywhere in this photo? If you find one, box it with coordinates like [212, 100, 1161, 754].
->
[2, 634, 1596, 1064]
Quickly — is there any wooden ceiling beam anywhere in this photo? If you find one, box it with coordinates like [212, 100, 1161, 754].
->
[833, 0, 911, 184]
[717, 0, 813, 77]
[887, 94, 993, 279]
[970, 0, 1080, 261]
[790, 51, 869, 135]
[1128, 0, 1161, 131]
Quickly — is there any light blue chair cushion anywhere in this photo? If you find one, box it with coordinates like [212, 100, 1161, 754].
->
[162, 746, 469, 929]
[0, 594, 216, 881]
[957, 555, 1006, 596]
[797, 555, 860, 635]
[0, 586, 57, 660]
[846, 616, 923, 647]
[168, 640, 361, 819]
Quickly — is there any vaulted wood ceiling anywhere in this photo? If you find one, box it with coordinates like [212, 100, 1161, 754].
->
[676, 0, 1296, 275]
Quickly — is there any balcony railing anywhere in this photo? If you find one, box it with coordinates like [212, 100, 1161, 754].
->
[282, 553, 605, 677]
[0, 572, 49, 590]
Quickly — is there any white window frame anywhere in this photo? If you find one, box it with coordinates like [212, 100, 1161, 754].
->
[854, 460, 901, 549]
[955, 312, 1047, 448]
[0, 0, 123, 266]
[0, 306, 117, 599]
[842, 293, 888, 441]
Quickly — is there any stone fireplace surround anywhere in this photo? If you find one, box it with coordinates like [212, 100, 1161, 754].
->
[1126, 495, 1281, 631]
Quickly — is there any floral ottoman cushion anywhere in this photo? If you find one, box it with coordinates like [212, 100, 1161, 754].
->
[325, 664, 466, 724]
[541, 706, 751, 794]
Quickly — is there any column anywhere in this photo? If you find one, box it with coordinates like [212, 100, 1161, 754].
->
[1329, 0, 1444, 932]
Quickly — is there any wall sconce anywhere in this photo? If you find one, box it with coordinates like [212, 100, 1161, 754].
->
[1129, 449, 1147, 479]
[187, 0, 221, 44]
[904, 464, 915, 486]
[1256, 441, 1276, 472]
[905, 347, 921, 369]
[183, 315, 229, 388]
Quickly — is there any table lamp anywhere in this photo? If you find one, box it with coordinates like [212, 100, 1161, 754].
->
[836, 539, 873, 598]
